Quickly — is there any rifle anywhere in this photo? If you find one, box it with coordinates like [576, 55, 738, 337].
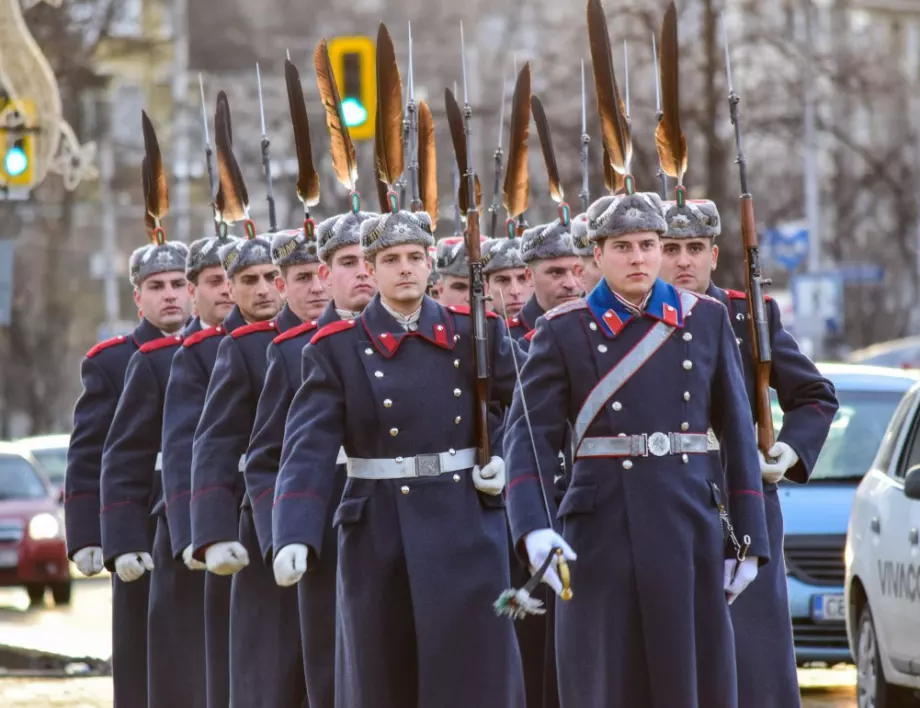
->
[489, 79, 507, 237]
[651, 34, 668, 200]
[406, 23, 422, 213]
[579, 60, 590, 213]
[721, 14, 775, 456]
[255, 63, 278, 232]
[197, 75, 221, 237]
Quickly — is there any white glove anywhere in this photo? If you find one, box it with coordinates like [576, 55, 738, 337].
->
[472, 456, 506, 496]
[758, 442, 799, 484]
[182, 544, 206, 571]
[273, 544, 308, 587]
[724, 556, 759, 604]
[523, 528, 577, 596]
[72, 546, 104, 577]
[204, 541, 249, 575]
[114, 552, 154, 583]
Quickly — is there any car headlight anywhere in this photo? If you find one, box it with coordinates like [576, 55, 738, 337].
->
[28, 513, 61, 540]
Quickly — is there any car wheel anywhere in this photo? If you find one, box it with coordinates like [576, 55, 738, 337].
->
[25, 583, 45, 607]
[857, 604, 918, 707]
[51, 581, 72, 606]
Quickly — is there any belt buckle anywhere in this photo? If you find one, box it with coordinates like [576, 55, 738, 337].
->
[415, 453, 442, 477]
[647, 432, 671, 457]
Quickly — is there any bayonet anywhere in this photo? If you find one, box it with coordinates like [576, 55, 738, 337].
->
[652, 33, 668, 199]
[579, 60, 590, 213]
[198, 74, 220, 236]
[489, 75, 507, 238]
[406, 22, 422, 212]
[623, 40, 631, 127]
[256, 62, 278, 232]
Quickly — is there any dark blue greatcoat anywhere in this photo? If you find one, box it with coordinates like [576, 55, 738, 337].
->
[100, 320, 206, 708]
[505, 278, 770, 708]
[162, 306, 246, 708]
[507, 294, 544, 347]
[273, 295, 527, 708]
[246, 302, 340, 708]
[65, 317, 161, 708]
[708, 284, 838, 708]
[191, 303, 306, 708]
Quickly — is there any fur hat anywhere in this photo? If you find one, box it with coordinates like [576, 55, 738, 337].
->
[481, 237, 526, 275]
[519, 219, 575, 264]
[359, 210, 434, 258]
[434, 235, 486, 278]
[571, 213, 594, 257]
[129, 241, 189, 287]
[218, 235, 273, 279]
[663, 199, 721, 241]
[587, 192, 667, 242]
[318, 211, 376, 262]
[186, 235, 236, 281]
[270, 227, 319, 268]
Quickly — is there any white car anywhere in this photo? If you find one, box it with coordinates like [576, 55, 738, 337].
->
[845, 381, 920, 706]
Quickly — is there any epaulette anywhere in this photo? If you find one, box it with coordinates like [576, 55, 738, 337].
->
[86, 335, 130, 359]
[183, 325, 226, 348]
[446, 304, 499, 319]
[140, 334, 184, 353]
[311, 319, 357, 345]
[231, 319, 278, 339]
[725, 288, 771, 302]
[524, 329, 537, 342]
[273, 319, 319, 345]
[544, 300, 588, 321]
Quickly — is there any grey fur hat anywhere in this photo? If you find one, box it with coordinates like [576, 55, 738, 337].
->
[270, 227, 319, 268]
[520, 219, 575, 264]
[571, 213, 594, 257]
[481, 237, 526, 275]
[129, 241, 189, 287]
[186, 235, 236, 280]
[318, 211, 376, 262]
[434, 236, 484, 278]
[359, 210, 434, 258]
[587, 192, 668, 242]
[663, 199, 721, 241]
[219, 235, 273, 279]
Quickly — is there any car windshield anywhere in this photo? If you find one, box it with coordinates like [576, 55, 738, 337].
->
[0, 455, 47, 500]
[28, 449, 67, 486]
[771, 388, 905, 482]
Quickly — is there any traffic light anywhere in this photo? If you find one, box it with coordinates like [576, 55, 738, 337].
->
[326, 36, 376, 141]
[0, 98, 35, 189]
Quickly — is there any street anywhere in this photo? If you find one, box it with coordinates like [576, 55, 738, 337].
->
[0, 578, 858, 706]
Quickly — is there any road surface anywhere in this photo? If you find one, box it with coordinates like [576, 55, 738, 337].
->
[0, 578, 858, 706]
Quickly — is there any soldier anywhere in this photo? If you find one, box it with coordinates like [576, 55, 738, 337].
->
[504, 191, 770, 707]
[571, 213, 602, 294]
[100, 233, 231, 707]
[271, 207, 527, 708]
[659, 198, 838, 707]
[482, 236, 532, 319]
[65, 233, 191, 707]
[508, 220, 581, 344]
[246, 210, 375, 708]
[433, 234, 486, 307]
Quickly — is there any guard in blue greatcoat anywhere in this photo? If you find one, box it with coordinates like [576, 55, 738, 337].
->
[65, 235, 190, 708]
[190, 231, 310, 708]
[246, 211, 375, 708]
[271, 208, 526, 708]
[571, 213, 602, 295]
[483, 236, 533, 320]
[505, 192, 771, 708]
[100, 235, 235, 708]
[659, 198, 839, 708]
[432, 234, 484, 307]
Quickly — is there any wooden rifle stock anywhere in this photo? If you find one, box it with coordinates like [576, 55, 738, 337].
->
[466, 207, 491, 467]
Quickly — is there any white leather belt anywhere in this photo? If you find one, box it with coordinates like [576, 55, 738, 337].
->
[347, 447, 476, 480]
[155, 453, 246, 471]
[707, 428, 720, 451]
[576, 433, 710, 459]
[336, 447, 348, 465]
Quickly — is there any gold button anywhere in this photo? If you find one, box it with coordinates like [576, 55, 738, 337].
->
[454, 359, 460, 368]
[598, 344, 608, 353]
[682, 454, 689, 463]
[375, 371, 384, 378]
[453, 474, 461, 482]
[611, 402, 622, 411]
[683, 332, 692, 342]
[400, 485, 410, 495]
[622, 460, 633, 470]
[384, 399, 393, 408]
[589, 322, 598, 331]
[454, 416, 461, 424]
[365, 348, 373, 355]
[389, 428, 398, 436]
[454, 388, 462, 397]
[681, 422, 689, 431]
[683, 392, 691, 401]
[682, 360, 693, 370]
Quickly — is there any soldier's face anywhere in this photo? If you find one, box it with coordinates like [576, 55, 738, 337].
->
[436, 276, 471, 307]
[320, 245, 376, 313]
[276, 262, 329, 322]
[366, 245, 429, 305]
[134, 271, 191, 333]
[579, 255, 603, 295]
[229, 264, 282, 322]
[659, 239, 719, 295]
[527, 257, 582, 311]
[596, 231, 662, 301]
[189, 266, 234, 327]
[486, 268, 531, 318]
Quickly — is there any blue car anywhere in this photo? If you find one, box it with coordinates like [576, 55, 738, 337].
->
[775, 363, 920, 665]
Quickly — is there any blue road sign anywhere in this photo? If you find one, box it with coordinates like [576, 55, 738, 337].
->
[765, 222, 809, 271]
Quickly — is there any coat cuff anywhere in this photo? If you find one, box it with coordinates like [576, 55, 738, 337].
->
[272, 492, 327, 567]
[251, 485, 275, 564]
[100, 503, 151, 568]
[727, 489, 770, 564]
[190, 486, 241, 561]
[165, 493, 192, 560]
[64, 493, 102, 558]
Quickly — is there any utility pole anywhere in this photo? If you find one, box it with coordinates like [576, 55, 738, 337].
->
[171, 0, 191, 242]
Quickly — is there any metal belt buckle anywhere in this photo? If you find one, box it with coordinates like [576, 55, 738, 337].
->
[415, 453, 442, 477]
[647, 432, 671, 457]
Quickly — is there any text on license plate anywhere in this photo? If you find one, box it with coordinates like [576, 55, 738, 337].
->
[0, 548, 19, 568]
[812, 593, 845, 622]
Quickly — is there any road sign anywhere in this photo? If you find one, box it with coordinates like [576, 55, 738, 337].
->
[765, 221, 808, 271]
[0, 239, 14, 325]
[835, 263, 885, 284]
[791, 272, 843, 335]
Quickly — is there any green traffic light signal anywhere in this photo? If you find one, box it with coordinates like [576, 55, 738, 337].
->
[341, 97, 368, 127]
[4, 144, 28, 177]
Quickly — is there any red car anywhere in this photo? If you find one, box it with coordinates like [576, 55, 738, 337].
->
[0, 441, 71, 606]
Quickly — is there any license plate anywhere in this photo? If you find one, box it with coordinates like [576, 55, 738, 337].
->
[812, 593, 845, 622]
[0, 548, 19, 568]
